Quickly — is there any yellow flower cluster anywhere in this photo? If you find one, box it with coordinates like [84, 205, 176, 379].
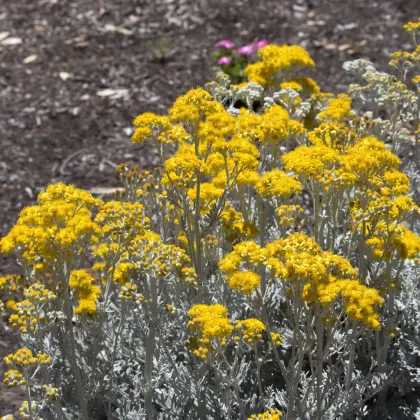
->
[169, 87, 224, 124]
[4, 348, 51, 367]
[340, 137, 400, 184]
[317, 94, 352, 121]
[113, 262, 137, 284]
[271, 332, 283, 346]
[234, 318, 266, 343]
[187, 182, 224, 212]
[282, 145, 339, 184]
[259, 106, 305, 144]
[231, 106, 303, 147]
[127, 232, 196, 282]
[308, 122, 357, 152]
[391, 227, 420, 260]
[0, 274, 24, 295]
[42, 383, 61, 400]
[220, 241, 266, 273]
[227, 270, 261, 295]
[132, 112, 170, 144]
[19, 401, 38, 419]
[119, 282, 142, 301]
[403, 18, 420, 34]
[188, 304, 233, 358]
[275, 204, 304, 227]
[314, 279, 383, 328]
[23, 282, 56, 304]
[255, 169, 302, 198]
[95, 201, 149, 241]
[163, 144, 203, 187]
[0, 183, 102, 264]
[69, 270, 101, 315]
[245, 45, 315, 86]
[221, 233, 382, 328]
[3, 369, 25, 387]
[9, 300, 38, 334]
[249, 409, 283, 419]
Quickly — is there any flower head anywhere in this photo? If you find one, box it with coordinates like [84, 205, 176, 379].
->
[255, 39, 269, 49]
[218, 56, 232, 66]
[217, 40, 235, 49]
[238, 44, 255, 56]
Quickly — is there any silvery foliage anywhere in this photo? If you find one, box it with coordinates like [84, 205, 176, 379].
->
[206, 73, 311, 121]
[205, 73, 264, 112]
[264, 89, 311, 120]
[343, 59, 418, 152]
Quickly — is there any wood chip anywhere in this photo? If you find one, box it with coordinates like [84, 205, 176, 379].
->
[96, 88, 129, 99]
[1, 37, 22, 46]
[59, 72, 71, 81]
[313, 40, 327, 47]
[23, 54, 37, 64]
[324, 43, 337, 50]
[307, 20, 326, 26]
[338, 44, 352, 51]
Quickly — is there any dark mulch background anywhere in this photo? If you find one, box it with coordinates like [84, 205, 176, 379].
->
[0, 0, 418, 415]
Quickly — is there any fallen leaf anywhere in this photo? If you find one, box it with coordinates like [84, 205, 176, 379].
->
[359, 39, 368, 46]
[34, 25, 46, 31]
[1, 37, 22, 46]
[307, 20, 326, 26]
[23, 54, 37, 64]
[0, 32, 9, 41]
[59, 72, 71, 81]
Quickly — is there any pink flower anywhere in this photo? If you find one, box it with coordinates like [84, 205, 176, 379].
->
[217, 40, 235, 49]
[255, 39, 269, 49]
[237, 44, 254, 56]
[217, 56, 233, 66]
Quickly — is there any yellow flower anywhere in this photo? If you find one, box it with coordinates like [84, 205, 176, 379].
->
[391, 227, 420, 260]
[69, 270, 101, 315]
[131, 112, 170, 144]
[317, 94, 352, 121]
[235, 318, 266, 343]
[227, 271, 261, 295]
[255, 169, 302, 198]
[249, 409, 283, 419]
[187, 304, 233, 358]
[169, 88, 224, 124]
[245, 45, 315, 87]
